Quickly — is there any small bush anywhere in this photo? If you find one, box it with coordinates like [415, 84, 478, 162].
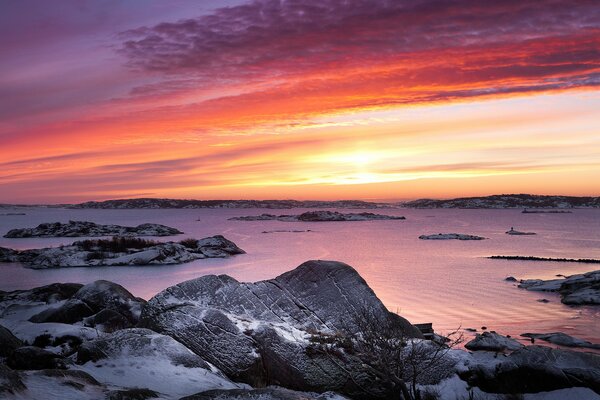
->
[32, 333, 53, 348]
[86, 251, 106, 261]
[179, 238, 198, 249]
[77, 237, 159, 253]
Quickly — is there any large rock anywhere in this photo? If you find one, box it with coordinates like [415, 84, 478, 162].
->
[139, 260, 422, 398]
[76, 328, 241, 398]
[7, 346, 66, 370]
[463, 345, 600, 394]
[0, 324, 22, 356]
[28, 299, 95, 324]
[3, 220, 183, 238]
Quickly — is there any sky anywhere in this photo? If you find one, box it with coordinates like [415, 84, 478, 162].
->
[1, 0, 599, 204]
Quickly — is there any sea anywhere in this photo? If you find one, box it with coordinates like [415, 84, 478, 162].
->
[1, 207, 599, 348]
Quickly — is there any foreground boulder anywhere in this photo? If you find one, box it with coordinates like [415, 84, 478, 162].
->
[229, 211, 405, 222]
[463, 345, 600, 394]
[4, 220, 183, 238]
[518, 270, 600, 305]
[139, 260, 422, 399]
[4, 235, 244, 269]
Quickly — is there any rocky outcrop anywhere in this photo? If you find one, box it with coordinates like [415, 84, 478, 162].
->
[521, 332, 600, 350]
[229, 211, 405, 222]
[418, 233, 486, 240]
[462, 345, 600, 394]
[517, 270, 600, 305]
[0, 324, 22, 356]
[3, 235, 244, 269]
[464, 332, 523, 352]
[0, 247, 18, 262]
[4, 220, 183, 238]
[139, 260, 422, 399]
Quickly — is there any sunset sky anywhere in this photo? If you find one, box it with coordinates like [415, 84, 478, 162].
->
[1, 0, 599, 203]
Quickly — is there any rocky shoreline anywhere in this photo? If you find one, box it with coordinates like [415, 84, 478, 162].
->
[0, 235, 244, 268]
[1, 260, 599, 399]
[229, 210, 405, 222]
[516, 269, 600, 305]
[3, 220, 183, 238]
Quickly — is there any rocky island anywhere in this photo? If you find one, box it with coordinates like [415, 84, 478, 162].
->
[0, 235, 244, 268]
[402, 194, 600, 208]
[1, 260, 599, 400]
[418, 233, 486, 240]
[4, 220, 183, 238]
[229, 210, 405, 222]
[505, 227, 536, 235]
[517, 269, 600, 305]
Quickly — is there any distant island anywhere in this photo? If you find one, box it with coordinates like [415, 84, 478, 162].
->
[402, 194, 600, 209]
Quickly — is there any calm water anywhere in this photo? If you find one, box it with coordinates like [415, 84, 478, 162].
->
[1, 207, 599, 347]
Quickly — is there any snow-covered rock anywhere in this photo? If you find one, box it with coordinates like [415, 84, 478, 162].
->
[465, 332, 524, 352]
[76, 328, 245, 398]
[139, 260, 422, 399]
[419, 233, 486, 240]
[3, 235, 244, 269]
[517, 270, 600, 305]
[229, 211, 405, 222]
[4, 220, 183, 238]
[462, 345, 600, 395]
[182, 387, 350, 399]
[521, 332, 600, 350]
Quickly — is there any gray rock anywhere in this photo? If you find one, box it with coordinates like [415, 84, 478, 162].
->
[7, 346, 66, 370]
[517, 270, 600, 305]
[73, 280, 145, 324]
[0, 324, 22, 356]
[465, 332, 523, 352]
[140, 260, 422, 398]
[4, 220, 182, 238]
[521, 332, 600, 350]
[463, 345, 600, 394]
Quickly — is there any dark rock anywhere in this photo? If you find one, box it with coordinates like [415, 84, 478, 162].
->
[0, 365, 25, 394]
[0, 283, 83, 305]
[29, 299, 95, 324]
[520, 332, 600, 350]
[0, 324, 22, 356]
[107, 388, 160, 400]
[140, 260, 422, 398]
[505, 276, 517, 282]
[7, 346, 66, 370]
[0, 247, 18, 262]
[463, 345, 600, 394]
[83, 308, 133, 331]
[181, 387, 347, 399]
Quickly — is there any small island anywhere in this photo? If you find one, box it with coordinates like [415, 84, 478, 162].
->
[418, 233, 486, 240]
[489, 255, 600, 263]
[0, 235, 244, 269]
[516, 269, 600, 305]
[522, 209, 572, 214]
[4, 220, 183, 238]
[506, 227, 536, 235]
[229, 210, 405, 222]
